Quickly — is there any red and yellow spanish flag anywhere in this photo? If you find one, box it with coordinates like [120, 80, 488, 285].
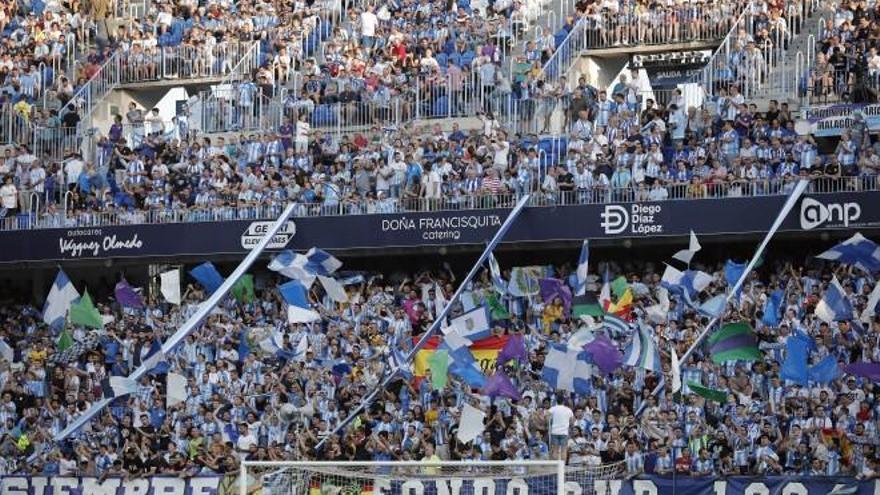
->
[606, 287, 634, 317]
[414, 335, 509, 376]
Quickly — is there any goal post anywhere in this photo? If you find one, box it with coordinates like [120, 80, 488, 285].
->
[240, 461, 566, 495]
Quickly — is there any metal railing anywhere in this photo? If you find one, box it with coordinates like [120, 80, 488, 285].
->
[3, 176, 875, 231]
[197, 71, 530, 136]
[580, 3, 748, 50]
[695, 0, 820, 99]
[0, 106, 34, 146]
[117, 42, 261, 84]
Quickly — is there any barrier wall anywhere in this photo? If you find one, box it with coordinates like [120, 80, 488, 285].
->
[0, 475, 874, 495]
[0, 191, 878, 264]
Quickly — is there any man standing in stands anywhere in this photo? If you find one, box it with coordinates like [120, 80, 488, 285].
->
[548, 395, 573, 461]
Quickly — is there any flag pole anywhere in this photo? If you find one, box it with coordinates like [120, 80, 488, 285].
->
[636, 179, 810, 418]
[316, 194, 532, 451]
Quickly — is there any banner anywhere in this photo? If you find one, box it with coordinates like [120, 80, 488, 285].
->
[0, 474, 873, 494]
[802, 103, 880, 136]
[0, 475, 234, 494]
[590, 476, 878, 495]
[0, 191, 878, 264]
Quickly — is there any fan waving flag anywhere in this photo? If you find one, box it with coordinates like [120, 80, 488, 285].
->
[815, 276, 854, 323]
[304, 248, 342, 276]
[815, 233, 880, 273]
[70, 291, 104, 329]
[622, 323, 661, 373]
[845, 362, 880, 382]
[573, 292, 605, 318]
[279, 280, 321, 323]
[602, 314, 631, 338]
[761, 289, 785, 327]
[781, 331, 812, 385]
[101, 376, 140, 399]
[708, 322, 761, 364]
[496, 334, 527, 365]
[190, 262, 224, 295]
[583, 333, 623, 374]
[450, 306, 492, 341]
[724, 260, 746, 297]
[808, 355, 841, 384]
[541, 343, 592, 394]
[414, 335, 508, 383]
[43, 269, 80, 329]
[268, 250, 316, 287]
[672, 230, 702, 265]
[488, 253, 507, 295]
[687, 382, 727, 403]
[231, 274, 256, 303]
[114, 280, 144, 309]
[483, 370, 522, 400]
[539, 278, 573, 314]
[160, 269, 181, 305]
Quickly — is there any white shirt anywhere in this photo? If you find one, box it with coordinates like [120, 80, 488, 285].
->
[493, 141, 509, 169]
[295, 121, 310, 142]
[360, 11, 378, 37]
[237, 432, 258, 451]
[29, 167, 46, 192]
[0, 184, 16, 209]
[64, 159, 84, 185]
[548, 404, 574, 436]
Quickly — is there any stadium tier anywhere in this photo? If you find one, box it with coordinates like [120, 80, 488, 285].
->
[0, 0, 879, 493]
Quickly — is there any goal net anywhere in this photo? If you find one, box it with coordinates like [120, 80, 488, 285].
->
[240, 461, 625, 495]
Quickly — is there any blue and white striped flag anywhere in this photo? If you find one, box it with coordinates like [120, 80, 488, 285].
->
[101, 376, 140, 399]
[305, 248, 342, 276]
[268, 250, 316, 287]
[815, 276, 853, 323]
[816, 233, 880, 274]
[42, 270, 80, 329]
[623, 323, 661, 373]
[488, 253, 507, 295]
[576, 240, 589, 296]
[602, 314, 631, 338]
[541, 343, 592, 394]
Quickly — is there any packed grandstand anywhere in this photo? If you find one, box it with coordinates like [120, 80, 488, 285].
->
[0, 0, 878, 492]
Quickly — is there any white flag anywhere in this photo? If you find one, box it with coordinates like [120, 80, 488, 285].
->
[672, 231, 702, 265]
[456, 403, 486, 444]
[160, 269, 181, 305]
[671, 346, 682, 394]
[318, 275, 349, 303]
[861, 282, 880, 323]
[167, 372, 187, 408]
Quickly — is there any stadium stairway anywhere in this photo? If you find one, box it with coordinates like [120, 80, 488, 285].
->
[744, 3, 832, 112]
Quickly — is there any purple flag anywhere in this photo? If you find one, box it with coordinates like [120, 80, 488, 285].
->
[497, 334, 527, 365]
[482, 370, 522, 401]
[583, 333, 623, 374]
[845, 362, 880, 382]
[115, 280, 144, 309]
[539, 278, 573, 314]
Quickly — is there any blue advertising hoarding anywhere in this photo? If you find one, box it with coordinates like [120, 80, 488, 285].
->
[0, 191, 877, 264]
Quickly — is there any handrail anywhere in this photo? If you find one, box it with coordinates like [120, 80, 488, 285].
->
[6, 177, 876, 232]
[59, 51, 120, 120]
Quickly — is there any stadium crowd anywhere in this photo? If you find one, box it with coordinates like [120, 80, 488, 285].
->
[2, 73, 879, 228]
[0, 249, 878, 479]
[809, 0, 880, 103]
